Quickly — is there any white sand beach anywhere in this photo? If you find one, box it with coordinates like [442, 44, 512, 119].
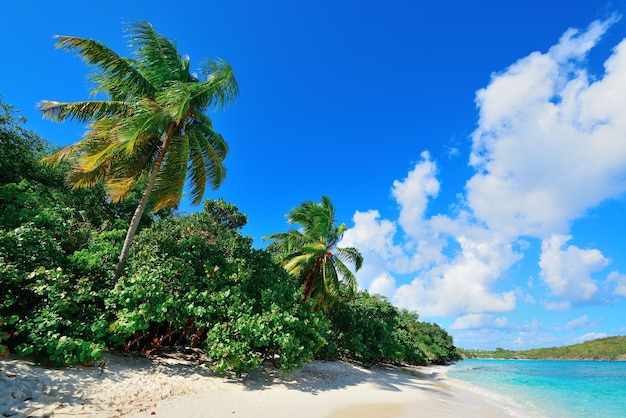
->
[1, 352, 512, 417]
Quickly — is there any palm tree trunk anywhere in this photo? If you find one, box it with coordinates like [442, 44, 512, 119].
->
[303, 258, 323, 300]
[113, 133, 172, 281]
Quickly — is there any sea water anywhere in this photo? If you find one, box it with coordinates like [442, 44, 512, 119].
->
[446, 359, 626, 417]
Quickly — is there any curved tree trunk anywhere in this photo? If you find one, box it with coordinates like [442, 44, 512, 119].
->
[113, 134, 172, 281]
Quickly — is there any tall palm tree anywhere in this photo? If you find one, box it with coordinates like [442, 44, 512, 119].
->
[39, 21, 238, 280]
[264, 196, 363, 312]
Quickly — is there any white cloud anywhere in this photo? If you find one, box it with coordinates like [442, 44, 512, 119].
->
[394, 232, 518, 316]
[467, 18, 626, 239]
[575, 332, 608, 343]
[539, 235, 609, 304]
[545, 301, 572, 311]
[447, 147, 460, 158]
[608, 271, 626, 297]
[565, 315, 591, 330]
[549, 17, 619, 62]
[450, 314, 509, 330]
[368, 272, 396, 299]
[391, 151, 440, 240]
[339, 210, 409, 293]
[340, 209, 399, 263]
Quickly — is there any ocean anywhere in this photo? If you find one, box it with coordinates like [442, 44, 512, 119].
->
[446, 359, 626, 417]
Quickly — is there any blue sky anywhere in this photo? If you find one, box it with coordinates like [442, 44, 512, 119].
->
[2, 1, 626, 350]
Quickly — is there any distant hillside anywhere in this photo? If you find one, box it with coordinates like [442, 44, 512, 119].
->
[459, 336, 626, 361]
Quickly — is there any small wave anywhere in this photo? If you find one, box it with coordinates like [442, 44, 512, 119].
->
[446, 378, 545, 418]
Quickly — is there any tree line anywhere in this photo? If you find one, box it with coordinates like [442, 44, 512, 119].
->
[459, 336, 626, 361]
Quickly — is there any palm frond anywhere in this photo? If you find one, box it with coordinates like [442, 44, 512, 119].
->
[287, 196, 337, 241]
[284, 251, 316, 277]
[187, 126, 226, 200]
[116, 99, 170, 154]
[54, 35, 154, 98]
[110, 135, 160, 180]
[322, 259, 343, 299]
[184, 115, 228, 192]
[104, 176, 137, 202]
[38, 100, 131, 123]
[336, 246, 364, 271]
[263, 229, 308, 254]
[187, 132, 207, 204]
[127, 21, 186, 86]
[77, 142, 119, 172]
[150, 134, 189, 211]
[195, 59, 239, 110]
[193, 113, 229, 159]
[199, 129, 228, 189]
[331, 256, 358, 297]
[67, 162, 110, 190]
[40, 141, 84, 166]
[157, 81, 192, 122]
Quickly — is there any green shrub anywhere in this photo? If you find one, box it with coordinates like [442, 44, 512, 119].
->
[329, 291, 457, 367]
[412, 321, 460, 364]
[1, 265, 105, 365]
[332, 291, 413, 367]
[104, 200, 329, 375]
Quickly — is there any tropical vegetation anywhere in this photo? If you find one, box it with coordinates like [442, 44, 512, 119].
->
[1, 22, 461, 375]
[329, 291, 459, 366]
[38, 21, 238, 280]
[264, 196, 363, 313]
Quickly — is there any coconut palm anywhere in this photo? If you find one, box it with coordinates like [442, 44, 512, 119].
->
[39, 21, 238, 280]
[264, 196, 363, 312]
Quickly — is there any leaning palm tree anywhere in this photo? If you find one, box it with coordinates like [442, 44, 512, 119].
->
[39, 21, 238, 280]
[264, 196, 363, 312]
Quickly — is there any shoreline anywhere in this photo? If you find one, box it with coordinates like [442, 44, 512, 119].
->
[1, 353, 516, 418]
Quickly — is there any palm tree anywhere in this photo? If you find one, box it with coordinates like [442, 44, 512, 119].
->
[39, 21, 238, 280]
[264, 196, 363, 312]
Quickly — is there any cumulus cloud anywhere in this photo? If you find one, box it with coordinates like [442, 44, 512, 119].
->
[450, 314, 509, 330]
[539, 235, 609, 303]
[608, 271, 626, 297]
[345, 17, 626, 325]
[545, 301, 573, 311]
[338, 209, 404, 292]
[564, 315, 596, 331]
[394, 231, 519, 316]
[468, 16, 626, 239]
[368, 272, 396, 299]
[340, 210, 399, 265]
[391, 151, 440, 239]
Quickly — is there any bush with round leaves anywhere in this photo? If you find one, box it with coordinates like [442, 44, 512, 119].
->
[104, 200, 330, 375]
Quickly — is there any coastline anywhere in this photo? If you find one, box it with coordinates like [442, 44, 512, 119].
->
[1, 353, 514, 418]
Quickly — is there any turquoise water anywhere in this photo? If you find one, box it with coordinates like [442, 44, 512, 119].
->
[446, 359, 626, 417]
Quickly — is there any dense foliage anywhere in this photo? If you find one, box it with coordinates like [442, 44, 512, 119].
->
[1, 96, 460, 374]
[459, 336, 626, 360]
[105, 199, 329, 375]
[1, 97, 149, 365]
[328, 291, 460, 367]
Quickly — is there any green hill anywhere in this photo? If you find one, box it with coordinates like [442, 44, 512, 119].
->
[460, 336, 626, 360]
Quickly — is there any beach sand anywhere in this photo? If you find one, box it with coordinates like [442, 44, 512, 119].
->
[0, 352, 512, 417]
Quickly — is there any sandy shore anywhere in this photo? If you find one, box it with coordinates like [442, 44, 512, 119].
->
[0, 352, 513, 417]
